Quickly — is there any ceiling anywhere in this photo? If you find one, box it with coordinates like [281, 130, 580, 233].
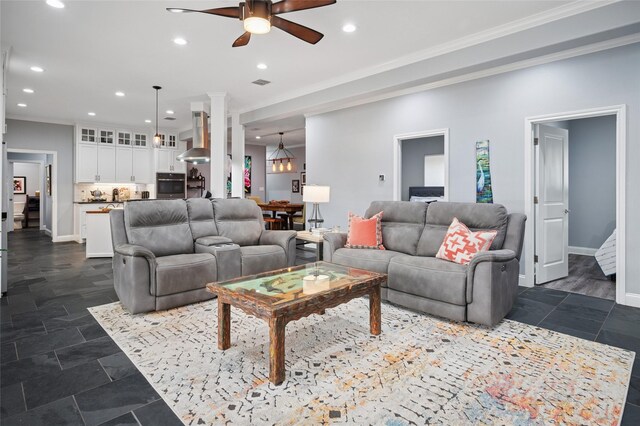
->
[2, 0, 572, 135]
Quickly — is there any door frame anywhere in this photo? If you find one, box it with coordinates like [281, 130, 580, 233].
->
[523, 105, 626, 305]
[7, 158, 45, 232]
[393, 128, 449, 201]
[7, 149, 59, 242]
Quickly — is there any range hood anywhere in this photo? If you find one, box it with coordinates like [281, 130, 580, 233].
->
[176, 110, 210, 164]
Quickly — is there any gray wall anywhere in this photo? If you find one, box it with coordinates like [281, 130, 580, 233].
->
[5, 119, 74, 237]
[567, 116, 616, 249]
[306, 42, 640, 292]
[401, 136, 445, 201]
[266, 146, 305, 203]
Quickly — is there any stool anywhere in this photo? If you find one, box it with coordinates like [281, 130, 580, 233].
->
[264, 217, 285, 230]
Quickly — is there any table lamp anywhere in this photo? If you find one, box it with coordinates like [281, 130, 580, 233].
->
[303, 185, 330, 229]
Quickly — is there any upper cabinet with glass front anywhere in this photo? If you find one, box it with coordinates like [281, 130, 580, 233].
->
[117, 131, 132, 146]
[99, 129, 115, 145]
[80, 127, 97, 143]
[133, 132, 148, 148]
[167, 134, 177, 148]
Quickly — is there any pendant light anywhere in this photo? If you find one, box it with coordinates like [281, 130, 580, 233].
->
[268, 132, 295, 173]
[152, 85, 162, 148]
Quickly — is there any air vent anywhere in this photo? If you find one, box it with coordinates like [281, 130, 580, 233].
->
[164, 116, 176, 121]
[252, 79, 271, 86]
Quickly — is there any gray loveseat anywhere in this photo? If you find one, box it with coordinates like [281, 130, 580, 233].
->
[109, 198, 296, 314]
[323, 201, 526, 326]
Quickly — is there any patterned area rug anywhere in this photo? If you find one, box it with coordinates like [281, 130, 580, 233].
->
[89, 299, 634, 425]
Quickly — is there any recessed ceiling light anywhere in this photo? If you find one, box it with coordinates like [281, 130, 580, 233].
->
[166, 110, 174, 115]
[255, 136, 261, 139]
[30, 66, 45, 73]
[23, 88, 35, 94]
[17, 103, 27, 108]
[145, 119, 152, 123]
[88, 112, 96, 116]
[173, 38, 188, 46]
[257, 63, 267, 70]
[342, 23, 357, 33]
[46, 0, 65, 9]
[115, 91, 125, 97]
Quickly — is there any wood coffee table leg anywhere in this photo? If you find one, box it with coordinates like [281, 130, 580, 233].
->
[269, 316, 286, 385]
[370, 286, 381, 336]
[218, 299, 231, 350]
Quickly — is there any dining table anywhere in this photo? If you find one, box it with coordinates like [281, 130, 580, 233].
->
[257, 202, 304, 230]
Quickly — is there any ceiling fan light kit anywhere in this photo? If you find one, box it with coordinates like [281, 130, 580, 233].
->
[167, 0, 336, 47]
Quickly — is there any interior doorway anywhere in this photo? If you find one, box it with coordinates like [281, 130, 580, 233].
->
[393, 129, 449, 202]
[524, 105, 626, 304]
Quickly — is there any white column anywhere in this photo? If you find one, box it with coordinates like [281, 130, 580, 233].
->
[208, 92, 228, 198]
[231, 112, 245, 198]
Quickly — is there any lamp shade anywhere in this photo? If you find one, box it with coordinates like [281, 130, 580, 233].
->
[303, 185, 330, 203]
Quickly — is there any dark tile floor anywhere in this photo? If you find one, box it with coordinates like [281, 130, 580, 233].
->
[1, 229, 638, 425]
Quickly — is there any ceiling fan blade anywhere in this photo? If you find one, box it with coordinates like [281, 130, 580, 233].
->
[232, 32, 251, 47]
[166, 7, 240, 19]
[271, 15, 324, 45]
[272, 0, 336, 15]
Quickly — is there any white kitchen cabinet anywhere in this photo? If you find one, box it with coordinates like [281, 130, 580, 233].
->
[86, 211, 114, 258]
[115, 147, 133, 183]
[76, 203, 109, 240]
[117, 131, 132, 146]
[97, 145, 116, 182]
[76, 143, 98, 182]
[80, 127, 97, 143]
[167, 134, 177, 148]
[132, 148, 152, 183]
[99, 129, 115, 145]
[133, 133, 148, 148]
[155, 146, 186, 173]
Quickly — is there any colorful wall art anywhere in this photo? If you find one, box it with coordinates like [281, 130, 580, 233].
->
[244, 156, 252, 193]
[476, 140, 493, 203]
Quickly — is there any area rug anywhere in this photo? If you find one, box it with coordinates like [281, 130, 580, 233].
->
[89, 299, 634, 425]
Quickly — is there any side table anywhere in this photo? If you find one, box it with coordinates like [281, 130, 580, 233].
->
[296, 231, 325, 261]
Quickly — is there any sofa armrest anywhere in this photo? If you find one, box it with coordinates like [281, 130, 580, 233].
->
[466, 249, 520, 326]
[112, 245, 157, 314]
[259, 230, 297, 266]
[114, 244, 156, 262]
[323, 232, 347, 262]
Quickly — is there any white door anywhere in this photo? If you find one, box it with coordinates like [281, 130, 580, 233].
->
[115, 147, 133, 183]
[132, 148, 151, 183]
[97, 145, 116, 182]
[535, 124, 569, 284]
[76, 143, 98, 182]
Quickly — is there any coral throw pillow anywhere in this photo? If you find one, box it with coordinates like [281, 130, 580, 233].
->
[345, 211, 385, 250]
[436, 217, 497, 265]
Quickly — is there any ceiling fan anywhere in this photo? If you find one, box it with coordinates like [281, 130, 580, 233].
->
[167, 0, 336, 47]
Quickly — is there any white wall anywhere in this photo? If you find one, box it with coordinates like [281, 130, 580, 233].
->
[12, 162, 41, 203]
[306, 42, 640, 293]
[5, 119, 74, 238]
[266, 146, 305, 202]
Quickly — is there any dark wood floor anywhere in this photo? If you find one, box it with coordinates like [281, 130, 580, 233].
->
[540, 254, 616, 300]
[1, 229, 638, 425]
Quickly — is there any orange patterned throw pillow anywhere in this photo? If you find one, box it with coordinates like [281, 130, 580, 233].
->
[436, 217, 497, 265]
[345, 211, 385, 250]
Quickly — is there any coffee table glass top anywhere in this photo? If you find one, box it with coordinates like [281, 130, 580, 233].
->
[207, 262, 384, 307]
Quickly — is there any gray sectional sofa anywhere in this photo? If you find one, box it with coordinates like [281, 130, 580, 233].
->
[323, 201, 526, 326]
[109, 198, 296, 314]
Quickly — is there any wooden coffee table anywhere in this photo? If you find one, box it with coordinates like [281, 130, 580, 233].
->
[206, 262, 386, 385]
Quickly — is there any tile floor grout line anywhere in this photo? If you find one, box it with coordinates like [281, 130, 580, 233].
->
[71, 395, 89, 426]
[594, 300, 617, 342]
[535, 293, 569, 327]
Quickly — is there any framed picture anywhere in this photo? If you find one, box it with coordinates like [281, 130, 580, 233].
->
[244, 155, 252, 193]
[292, 179, 300, 193]
[301, 172, 306, 185]
[13, 176, 26, 194]
[46, 165, 52, 196]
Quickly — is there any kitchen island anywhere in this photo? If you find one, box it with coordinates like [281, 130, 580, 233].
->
[85, 210, 116, 258]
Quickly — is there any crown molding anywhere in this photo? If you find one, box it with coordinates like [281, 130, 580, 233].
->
[238, 0, 618, 115]
[303, 33, 640, 118]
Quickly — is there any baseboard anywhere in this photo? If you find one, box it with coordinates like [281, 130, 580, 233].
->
[43, 228, 52, 236]
[568, 246, 597, 256]
[518, 274, 529, 287]
[623, 293, 640, 308]
[53, 234, 76, 243]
